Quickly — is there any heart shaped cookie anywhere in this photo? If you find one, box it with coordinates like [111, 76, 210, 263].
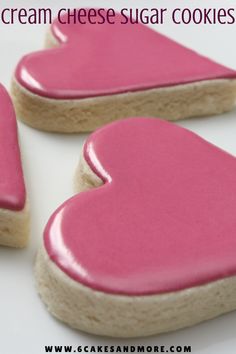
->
[12, 9, 236, 133]
[36, 117, 236, 337]
[0, 84, 29, 247]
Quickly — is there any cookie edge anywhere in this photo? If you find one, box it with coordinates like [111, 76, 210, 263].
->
[0, 200, 30, 248]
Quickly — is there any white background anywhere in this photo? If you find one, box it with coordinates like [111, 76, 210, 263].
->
[0, 1, 236, 353]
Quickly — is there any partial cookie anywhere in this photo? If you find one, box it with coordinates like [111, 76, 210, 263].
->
[12, 9, 236, 133]
[36, 117, 236, 337]
[0, 84, 29, 247]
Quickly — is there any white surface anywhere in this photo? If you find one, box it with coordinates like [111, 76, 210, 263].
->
[0, 1, 236, 353]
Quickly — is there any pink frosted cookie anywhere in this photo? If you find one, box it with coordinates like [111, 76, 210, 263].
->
[12, 9, 236, 133]
[0, 84, 29, 247]
[36, 117, 236, 337]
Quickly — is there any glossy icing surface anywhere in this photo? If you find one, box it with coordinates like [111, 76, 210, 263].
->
[0, 84, 26, 211]
[44, 117, 236, 295]
[15, 11, 236, 99]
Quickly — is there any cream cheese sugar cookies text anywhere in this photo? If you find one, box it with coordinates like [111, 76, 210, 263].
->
[1, 7, 236, 25]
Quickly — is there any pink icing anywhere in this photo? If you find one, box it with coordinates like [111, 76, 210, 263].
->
[15, 10, 236, 99]
[44, 117, 236, 295]
[0, 84, 26, 211]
